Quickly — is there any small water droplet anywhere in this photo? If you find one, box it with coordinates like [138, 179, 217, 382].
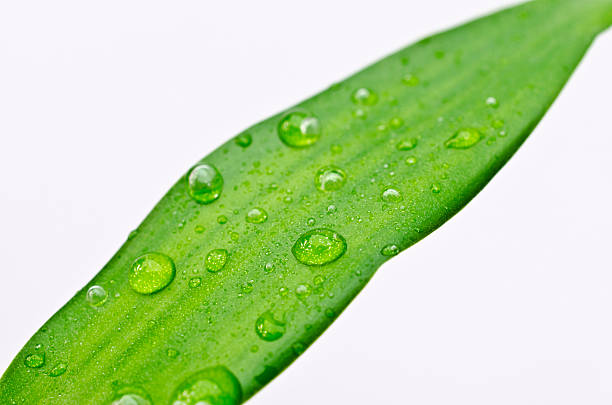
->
[278, 111, 321, 148]
[389, 117, 404, 129]
[217, 215, 228, 225]
[327, 205, 337, 214]
[189, 277, 202, 288]
[186, 163, 224, 204]
[492, 119, 504, 129]
[255, 311, 286, 342]
[445, 128, 482, 149]
[381, 244, 400, 256]
[24, 353, 45, 368]
[396, 138, 418, 151]
[245, 207, 268, 224]
[263, 262, 275, 273]
[129, 253, 176, 295]
[382, 188, 403, 203]
[431, 183, 441, 194]
[194, 225, 205, 234]
[170, 366, 242, 405]
[292, 229, 347, 266]
[486, 97, 499, 108]
[296, 283, 312, 299]
[402, 74, 419, 86]
[405, 156, 417, 165]
[234, 133, 252, 148]
[167, 348, 180, 358]
[49, 363, 67, 377]
[206, 249, 228, 273]
[351, 88, 378, 106]
[307, 218, 316, 226]
[292, 342, 306, 355]
[111, 391, 152, 405]
[499, 130, 508, 137]
[86, 285, 108, 307]
[315, 166, 347, 192]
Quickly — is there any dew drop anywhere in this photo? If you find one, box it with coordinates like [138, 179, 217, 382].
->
[314, 166, 347, 192]
[186, 163, 224, 204]
[263, 262, 275, 273]
[351, 88, 378, 106]
[128, 253, 176, 295]
[24, 353, 45, 368]
[170, 366, 242, 405]
[255, 311, 286, 342]
[246, 207, 268, 224]
[234, 133, 252, 148]
[445, 128, 482, 149]
[278, 111, 321, 148]
[205, 249, 228, 273]
[167, 348, 180, 358]
[402, 74, 419, 86]
[352, 108, 367, 119]
[217, 215, 228, 225]
[111, 392, 152, 405]
[389, 117, 404, 129]
[49, 363, 67, 377]
[86, 285, 108, 307]
[486, 97, 499, 108]
[431, 183, 441, 194]
[381, 244, 400, 257]
[292, 229, 347, 266]
[405, 156, 417, 165]
[396, 138, 418, 151]
[307, 218, 316, 226]
[296, 283, 312, 299]
[189, 277, 202, 288]
[492, 119, 504, 129]
[382, 188, 403, 203]
[194, 225, 205, 234]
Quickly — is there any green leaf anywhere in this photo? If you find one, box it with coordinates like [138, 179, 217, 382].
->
[2, 0, 611, 403]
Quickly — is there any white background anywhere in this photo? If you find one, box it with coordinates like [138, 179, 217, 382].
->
[1, 1, 611, 404]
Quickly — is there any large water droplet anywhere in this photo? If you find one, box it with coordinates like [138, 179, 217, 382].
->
[382, 188, 403, 203]
[445, 128, 482, 149]
[170, 366, 242, 405]
[278, 111, 321, 148]
[24, 353, 45, 368]
[292, 229, 347, 266]
[314, 166, 346, 192]
[206, 249, 228, 273]
[128, 253, 176, 295]
[86, 285, 108, 307]
[186, 163, 224, 204]
[255, 311, 286, 342]
[351, 88, 378, 106]
[246, 207, 268, 224]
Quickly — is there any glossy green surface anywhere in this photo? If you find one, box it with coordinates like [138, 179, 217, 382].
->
[2, 0, 611, 403]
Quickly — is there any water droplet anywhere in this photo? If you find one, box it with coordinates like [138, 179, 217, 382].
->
[263, 262, 275, 273]
[186, 163, 224, 204]
[292, 229, 347, 266]
[246, 207, 268, 224]
[486, 97, 499, 108]
[111, 392, 152, 405]
[206, 249, 228, 273]
[49, 363, 67, 377]
[492, 119, 504, 129]
[324, 308, 336, 318]
[189, 277, 202, 288]
[307, 218, 316, 226]
[381, 244, 400, 256]
[217, 215, 228, 225]
[314, 166, 347, 192]
[352, 108, 367, 119]
[296, 283, 312, 299]
[128, 253, 175, 295]
[445, 128, 482, 149]
[327, 204, 337, 214]
[431, 183, 441, 194]
[402, 74, 419, 86]
[396, 138, 418, 151]
[351, 88, 378, 106]
[170, 366, 242, 405]
[278, 111, 321, 148]
[255, 311, 286, 342]
[24, 353, 45, 368]
[405, 156, 417, 165]
[234, 133, 252, 148]
[167, 348, 180, 358]
[194, 225, 205, 234]
[382, 188, 403, 203]
[292, 342, 306, 355]
[389, 117, 404, 129]
[241, 280, 255, 294]
[86, 285, 108, 307]
[499, 130, 508, 137]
